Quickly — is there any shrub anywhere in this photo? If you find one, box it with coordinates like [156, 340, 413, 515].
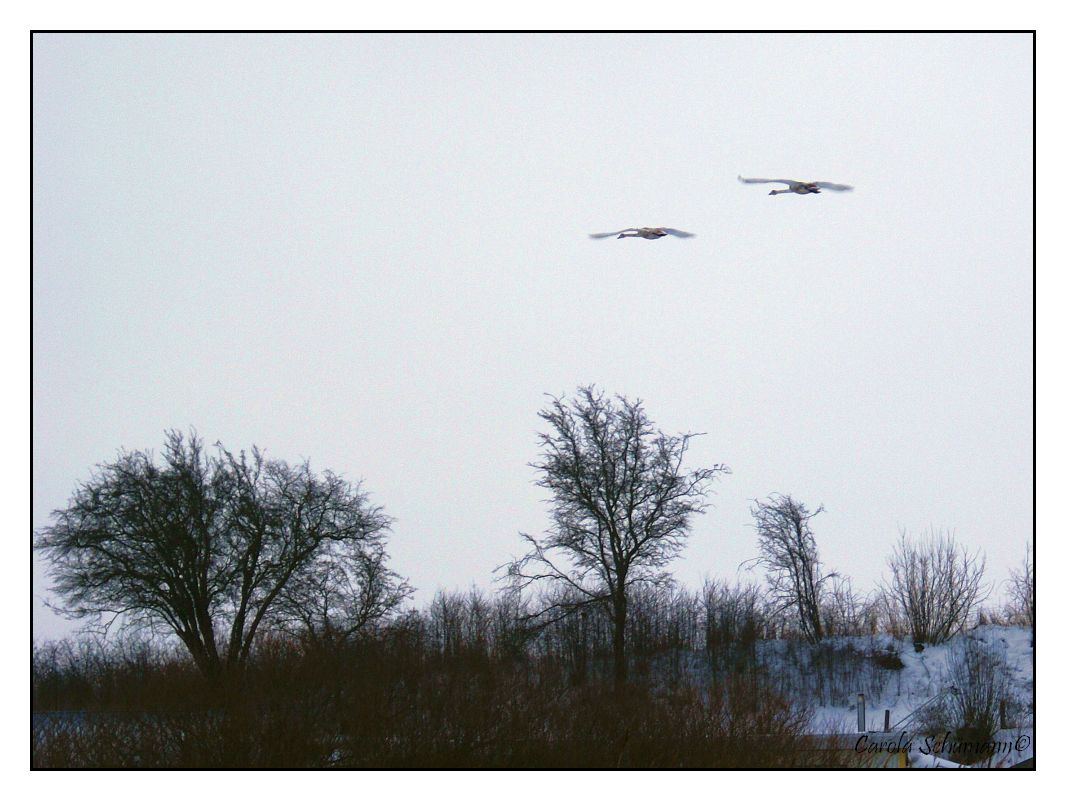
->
[915, 636, 1021, 765]
[33, 611, 853, 768]
[870, 646, 904, 671]
[882, 529, 988, 647]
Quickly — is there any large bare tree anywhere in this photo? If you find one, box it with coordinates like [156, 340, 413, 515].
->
[505, 386, 729, 686]
[36, 430, 404, 678]
[749, 494, 832, 643]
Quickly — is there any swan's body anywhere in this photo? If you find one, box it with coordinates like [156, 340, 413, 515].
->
[737, 175, 853, 195]
[589, 227, 696, 240]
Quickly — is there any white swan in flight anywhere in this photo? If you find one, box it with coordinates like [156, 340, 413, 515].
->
[737, 175, 853, 195]
[589, 227, 696, 240]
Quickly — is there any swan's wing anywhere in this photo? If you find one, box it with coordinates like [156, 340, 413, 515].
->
[813, 181, 853, 191]
[738, 175, 800, 187]
[662, 228, 696, 238]
[589, 229, 635, 239]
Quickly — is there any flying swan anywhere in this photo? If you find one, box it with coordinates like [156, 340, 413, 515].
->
[737, 176, 853, 195]
[588, 227, 696, 240]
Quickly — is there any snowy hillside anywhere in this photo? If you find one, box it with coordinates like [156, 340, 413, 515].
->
[806, 625, 1033, 735]
[648, 623, 1034, 760]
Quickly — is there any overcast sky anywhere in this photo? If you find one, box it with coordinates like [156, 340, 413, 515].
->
[32, 33, 1033, 640]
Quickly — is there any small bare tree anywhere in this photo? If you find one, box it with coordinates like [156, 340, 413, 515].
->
[749, 495, 833, 643]
[873, 588, 908, 639]
[882, 528, 989, 648]
[821, 575, 873, 637]
[1005, 543, 1033, 630]
[700, 579, 765, 650]
[505, 386, 729, 687]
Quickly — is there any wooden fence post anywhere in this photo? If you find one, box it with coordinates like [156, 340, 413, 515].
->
[857, 693, 866, 732]
[884, 709, 891, 732]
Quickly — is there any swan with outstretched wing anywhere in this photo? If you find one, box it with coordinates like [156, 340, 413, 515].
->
[589, 227, 696, 240]
[738, 176, 853, 195]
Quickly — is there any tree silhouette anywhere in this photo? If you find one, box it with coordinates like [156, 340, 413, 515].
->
[36, 430, 405, 678]
[506, 386, 729, 686]
[749, 494, 833, 643]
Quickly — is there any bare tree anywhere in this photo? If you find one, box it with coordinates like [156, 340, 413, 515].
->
[427, 590, 469, 657]
[271, 543, 412, 648]
[700, 579, 765, 651]
[504, 386, 729, 687]
[36, 430, 400, 678]
[821, 575, 874, 637]
[1005, 543, 1033, 631]
[882, 528, 989, 648]
[700, 579, 765, 678]
[749, 495, 833, 643]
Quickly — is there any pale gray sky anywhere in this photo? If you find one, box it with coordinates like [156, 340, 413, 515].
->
[33, 33, 1033, 639]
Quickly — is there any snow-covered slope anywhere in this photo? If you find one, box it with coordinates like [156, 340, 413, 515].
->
[806, 625, 1033, 735]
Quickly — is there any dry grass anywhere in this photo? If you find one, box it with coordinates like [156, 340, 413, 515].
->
[33, 633, 852, 768]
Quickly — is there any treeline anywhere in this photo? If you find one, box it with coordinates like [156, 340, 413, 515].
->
[33, 576, 1030, 768]
[34, 572, 1029, 714]
[32, 386, 1033, 767]
[35, 390, 1033, 690]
